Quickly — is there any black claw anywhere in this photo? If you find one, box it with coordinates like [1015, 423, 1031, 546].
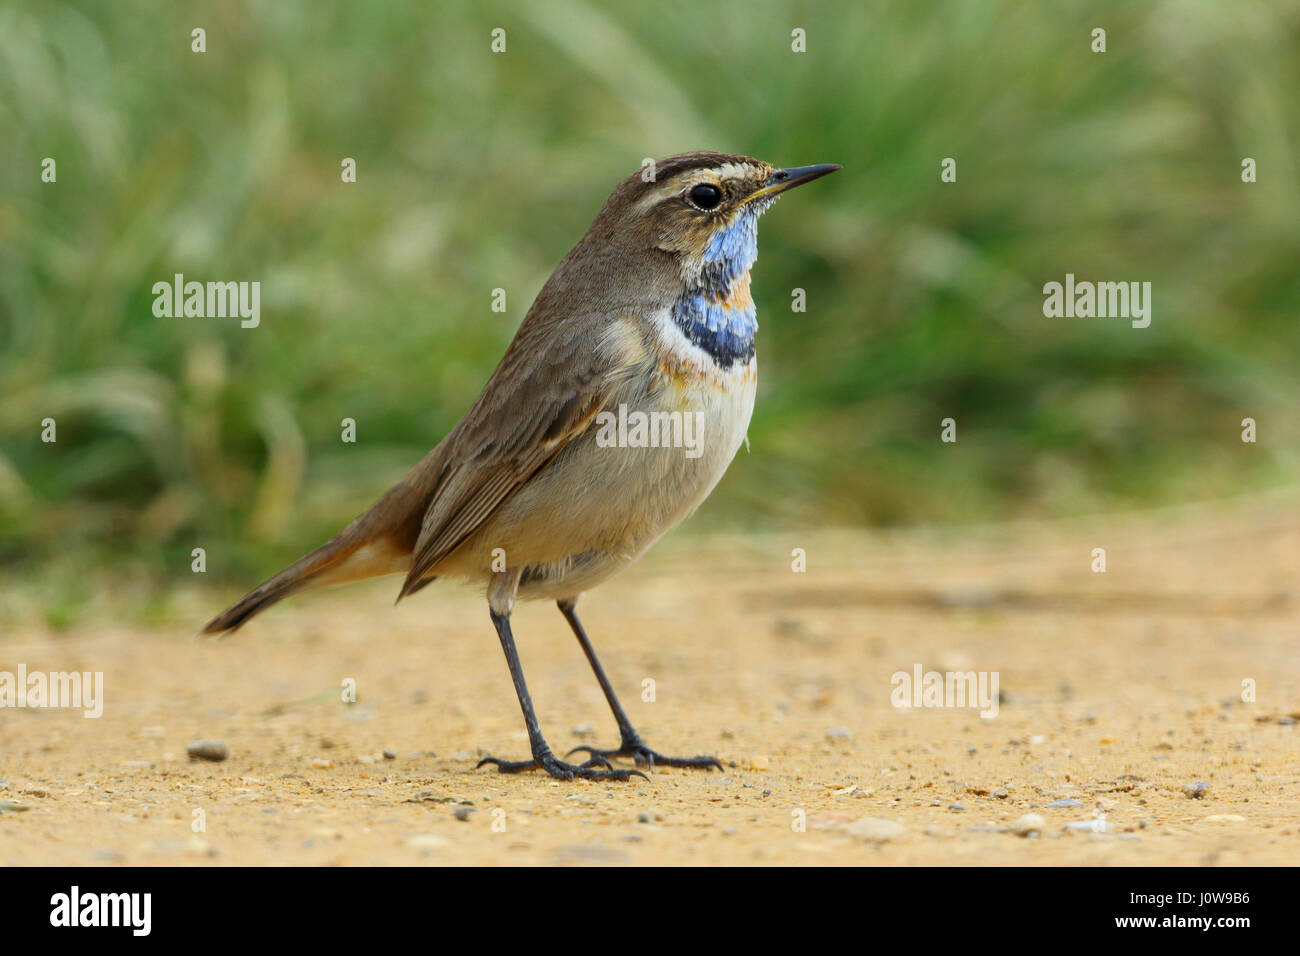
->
[474, 752, 645, 782]
[563, 737, 722, 772]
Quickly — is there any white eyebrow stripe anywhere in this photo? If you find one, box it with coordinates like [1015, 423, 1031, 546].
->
[630, 162, 766, 215]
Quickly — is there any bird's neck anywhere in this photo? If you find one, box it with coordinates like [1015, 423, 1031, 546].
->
[670, 211, 759, 368]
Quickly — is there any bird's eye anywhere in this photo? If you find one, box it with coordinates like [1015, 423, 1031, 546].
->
[688, 183, 723, 210]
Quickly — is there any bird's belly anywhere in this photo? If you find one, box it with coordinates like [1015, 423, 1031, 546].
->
[461, 353, 757, 599]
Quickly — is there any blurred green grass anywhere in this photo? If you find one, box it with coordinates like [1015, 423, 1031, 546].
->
[2, 0, 1298, 625]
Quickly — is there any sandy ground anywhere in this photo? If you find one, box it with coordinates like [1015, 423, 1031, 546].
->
[2, 496, 1298, 866]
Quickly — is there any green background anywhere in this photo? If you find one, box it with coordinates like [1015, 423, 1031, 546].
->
[2, 0, 1298, 627]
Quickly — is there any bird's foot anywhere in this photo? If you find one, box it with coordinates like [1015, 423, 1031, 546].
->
[567, 734, 723, 772]
[476, 747, 647, 782]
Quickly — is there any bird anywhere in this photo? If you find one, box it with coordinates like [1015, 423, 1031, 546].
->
[201, 151, 840, 781]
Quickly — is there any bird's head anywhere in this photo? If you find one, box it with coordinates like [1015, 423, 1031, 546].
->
[603, 151, 841, 287]
[541, 152, 839, 367]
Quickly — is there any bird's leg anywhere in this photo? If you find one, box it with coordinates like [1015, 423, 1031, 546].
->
[476, 609, 646, 782]
[558, 600, 723, 772]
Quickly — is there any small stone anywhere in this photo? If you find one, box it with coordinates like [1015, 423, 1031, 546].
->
[1045, 798, 1083, 809]
[405, 791, 454, 804]
[1201, 814, 1246, 823]
[1183, 782, 1209, 799]
[842, 817, 906, 843]
[571, 723, 595, 737]
[1065, 819, 1111, 833]
[749, 755, 769, 771]
[826, 726, 853, 741]
[310, 758, 333, 770]
[454, 806, 474, 822]
[948, 803, 966, 811]
[1011, 813, 1045, 837]
[382, 749, 396, 760]
[186, 740, 229, 762]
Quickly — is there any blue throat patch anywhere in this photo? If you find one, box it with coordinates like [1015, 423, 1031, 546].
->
[671, 208, 760, 367]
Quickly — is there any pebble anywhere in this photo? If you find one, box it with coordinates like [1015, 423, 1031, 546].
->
[1201, 814, 1246, 823]
[1182, 781, 1209, 799]
[749, 755, 769, 771]
[826, 726, 853, 741]
[1011, 813, 1045, 837]
[1044, 798, 1083, 809]
[948, 803, 966, 811]
[571, 723, 595, 737]
[382, 749, 396, 760]
[310, 759, 333, 770]
[186, 740, 229, 762]
[841, 817, 906, 843]
[1064, 819, 1111, 833]
[453, 806, 474, 822]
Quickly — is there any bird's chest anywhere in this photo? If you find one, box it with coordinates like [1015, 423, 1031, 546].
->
[629, 305, 759, 499]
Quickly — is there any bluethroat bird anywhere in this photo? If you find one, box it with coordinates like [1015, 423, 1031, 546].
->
[203, 152, 840, 781]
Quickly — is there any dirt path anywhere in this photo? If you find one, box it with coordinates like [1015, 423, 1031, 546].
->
[2, 497, 1298, 865]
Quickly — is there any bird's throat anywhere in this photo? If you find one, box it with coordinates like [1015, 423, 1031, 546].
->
[670, 210, 760, 368]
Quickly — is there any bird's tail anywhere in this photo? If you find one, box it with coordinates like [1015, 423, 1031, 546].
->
[199, 538, 354, 636]
[199, 473, 432, 637]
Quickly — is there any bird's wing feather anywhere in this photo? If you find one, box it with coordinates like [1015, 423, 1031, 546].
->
[398, 314, 617, 597]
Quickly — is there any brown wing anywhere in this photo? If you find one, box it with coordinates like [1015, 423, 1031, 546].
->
[397, 315, 615, 599]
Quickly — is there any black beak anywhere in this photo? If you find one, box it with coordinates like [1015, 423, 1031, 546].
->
[747, 163, 842, 203]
